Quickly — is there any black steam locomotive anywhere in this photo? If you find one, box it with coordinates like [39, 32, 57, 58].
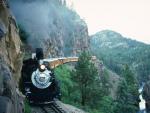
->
[21, 48, 60, 104]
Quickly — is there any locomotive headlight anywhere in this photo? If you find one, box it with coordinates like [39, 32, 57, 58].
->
[39, 64, 46, 72]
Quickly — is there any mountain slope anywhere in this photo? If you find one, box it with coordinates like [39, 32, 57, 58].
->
[90, 30, 150, 82]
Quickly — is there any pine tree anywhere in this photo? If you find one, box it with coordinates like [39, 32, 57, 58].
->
[73, 51, 99, 106]
[114, 65, 139, 113]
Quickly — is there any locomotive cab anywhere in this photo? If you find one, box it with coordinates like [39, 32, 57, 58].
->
[21, 48, 60, 104]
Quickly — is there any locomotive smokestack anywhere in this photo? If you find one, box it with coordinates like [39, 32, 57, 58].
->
[36, 48, 44, 60]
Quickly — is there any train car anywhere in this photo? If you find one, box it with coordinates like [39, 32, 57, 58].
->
[21, 48, 60, 104]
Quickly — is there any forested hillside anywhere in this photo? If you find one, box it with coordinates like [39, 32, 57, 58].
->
[54, 51, 139, 113]
[90, 30, 150, 82]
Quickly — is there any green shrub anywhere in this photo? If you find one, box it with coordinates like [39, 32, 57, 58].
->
[54, 65, 76, 103]
[24, 99, 31, 113]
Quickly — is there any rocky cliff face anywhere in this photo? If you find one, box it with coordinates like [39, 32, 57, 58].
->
[9, 0, 89, 57]
[143, 81, 150, 112]
[0, 3, 24, 113]
[92, 58, 120, 99]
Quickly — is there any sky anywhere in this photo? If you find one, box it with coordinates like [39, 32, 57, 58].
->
[66, 0, 150, 44]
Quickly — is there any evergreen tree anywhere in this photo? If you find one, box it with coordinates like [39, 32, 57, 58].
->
[114, 65, 139, 113]
[99, 96, 114, 113]
[101, 69, 110, 95]
[73, 51, 99, 106]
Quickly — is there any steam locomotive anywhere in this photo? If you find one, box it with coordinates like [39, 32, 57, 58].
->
[21, 48, 61, 104]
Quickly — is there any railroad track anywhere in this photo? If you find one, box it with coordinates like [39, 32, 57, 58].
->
[40, 102, 66, 113]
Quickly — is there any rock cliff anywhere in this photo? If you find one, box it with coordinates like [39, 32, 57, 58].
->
[92, 58, 120, 99]
[0, 2, 24, 113]
[9, 0, 89, 57]
[143, 81, 150, 112]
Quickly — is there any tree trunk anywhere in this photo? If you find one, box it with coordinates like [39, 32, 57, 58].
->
[81, 92, 85, 106]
